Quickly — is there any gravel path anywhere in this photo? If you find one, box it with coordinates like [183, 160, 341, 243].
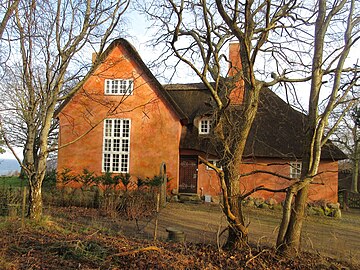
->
[134, 202, 360, 264]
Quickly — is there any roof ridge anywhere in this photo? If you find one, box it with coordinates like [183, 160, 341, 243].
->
[55, 38, 188, 123]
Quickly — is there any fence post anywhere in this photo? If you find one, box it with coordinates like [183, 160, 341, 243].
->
[160, 162, 167, 208]
[21, 187, 27, 227]
[153, 193, 160, 241]
[343, 190, 348, 209]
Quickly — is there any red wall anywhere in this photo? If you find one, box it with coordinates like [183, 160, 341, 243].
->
[57, 45, 182, 191]
[57, 42, 339, 204]
[197, 157, 339, 203]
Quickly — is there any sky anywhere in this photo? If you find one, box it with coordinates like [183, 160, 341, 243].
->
[1, 3, 359, 160]
[1, 7, 150, 161]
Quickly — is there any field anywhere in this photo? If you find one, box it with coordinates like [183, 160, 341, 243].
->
[0, 200, 359, 269]
[0, 176, 26, 188]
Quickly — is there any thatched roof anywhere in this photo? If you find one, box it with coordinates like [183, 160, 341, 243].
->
[164, 83, 214, 120]
[166, 83, 346, 160]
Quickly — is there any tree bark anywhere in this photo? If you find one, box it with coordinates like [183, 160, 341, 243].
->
[276, 188, 295, 248]
[224, 177, 248, 249]
[278, 185, 309, 255]
[351, 128, 359, 193]
[28, 178, 43, 220]
[215, 166, 248, 249]
[0, 0, 20, 39]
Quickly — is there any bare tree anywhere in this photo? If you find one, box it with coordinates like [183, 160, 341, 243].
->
[140, 0, 303, 248]
[351, 106, 360, 192]
[332, 101, 360, 193]
[140, 0, 360, 252]
[0, 0, 130, 220]
[276, 0, 360, 255]
[0, 0, 19, 39]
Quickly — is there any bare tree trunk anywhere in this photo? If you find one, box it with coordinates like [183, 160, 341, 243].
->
[224, 181, 247, 248]
[0, 0, 20, 39]
[276, 188, 295, 248]
[351, 130, 359, 193]
[28, 178, 43, 220]
[27, 142, 48, 220]
[219, 164, 248, 249]
[225, 203, 247, 248]
[277, 0, 327, 255]
[278, 185, 309, 254]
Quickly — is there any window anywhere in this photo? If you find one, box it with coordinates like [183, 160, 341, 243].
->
[105, 79, 133, 95]
[103, 119, 130, 173]
[199, 118, 212, 134]
[206, 159, 222, 170]
[290, 161, 301, 179]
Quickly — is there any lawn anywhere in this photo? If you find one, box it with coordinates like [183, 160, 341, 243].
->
[0, 202, 359, 269]
[0, 176, 26, 188]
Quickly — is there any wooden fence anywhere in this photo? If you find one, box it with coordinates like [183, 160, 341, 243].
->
[339, 189, 360, 209]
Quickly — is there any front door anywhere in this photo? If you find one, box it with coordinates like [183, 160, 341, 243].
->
[179, 156, 198, 193]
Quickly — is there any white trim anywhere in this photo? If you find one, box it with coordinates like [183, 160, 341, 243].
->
[199, 118, 212, 134]
[206, 159, 222, 171]
[102, 118, 131, 173]
[290, 161, 301, 179]
[104, 79, 133, 95]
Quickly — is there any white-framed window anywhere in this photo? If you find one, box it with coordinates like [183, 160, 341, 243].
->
[199, 118, 212, 134]
[104, 79, 133, 95]
[290, 161, 301, 179]
[206, 159, 222, 171]
[102, 119, 130, 173]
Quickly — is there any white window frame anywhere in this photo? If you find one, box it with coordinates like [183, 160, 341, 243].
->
[290, 161, 301, 179]
[206, 159, 222, 171]
[199, 118, 212, 134]
[104, 79, 133, 95]
[102, 119, 131, 173]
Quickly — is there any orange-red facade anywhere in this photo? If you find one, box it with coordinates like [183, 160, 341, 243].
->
[57, 40, 340, 204]
[57, 44, 181, 192]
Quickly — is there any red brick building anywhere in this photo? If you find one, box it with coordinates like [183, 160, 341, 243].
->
[56, 39, 345, 203]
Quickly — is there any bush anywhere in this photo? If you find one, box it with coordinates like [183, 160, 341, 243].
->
[116, 189, 157, 231]
[0, 186, 24, 216]
[50, 170, 163, 222]
[43, 170, 57, 188]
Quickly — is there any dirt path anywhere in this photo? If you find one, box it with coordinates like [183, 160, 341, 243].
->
[132, 202, 360, 264]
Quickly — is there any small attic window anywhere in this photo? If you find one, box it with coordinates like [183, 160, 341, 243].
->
[206, 159, 222, 170]
[105, 79, 133, 95]
[290, 161, 302, 179]
[199, 118, 212, 134]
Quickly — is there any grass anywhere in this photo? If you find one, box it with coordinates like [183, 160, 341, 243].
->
[0, 188, 359, 268]
[0, 176, 26, 188]
[0, 208, 358, 270]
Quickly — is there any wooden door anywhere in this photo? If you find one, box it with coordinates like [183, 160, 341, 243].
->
[179, 156, 198, 193]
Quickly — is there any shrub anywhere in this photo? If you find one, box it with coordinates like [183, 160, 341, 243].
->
[116, 189, 157, 231]
[43, 169, 57, 188]
[119, 173, 131, 190]
[0, 186, 24, 216]
[78, 169, 98, 189]
[58, 168, 78, 184]
[49, 170, 162, 222]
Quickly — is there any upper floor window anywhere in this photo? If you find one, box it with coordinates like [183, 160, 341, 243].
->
[199, 118, 212, 134]
[103, 119, 131, 173]
[290, 161, 301, 179]
[105, 79, 133, 95]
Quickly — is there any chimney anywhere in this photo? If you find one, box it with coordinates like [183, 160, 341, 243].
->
[228, 43, 244, 105]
